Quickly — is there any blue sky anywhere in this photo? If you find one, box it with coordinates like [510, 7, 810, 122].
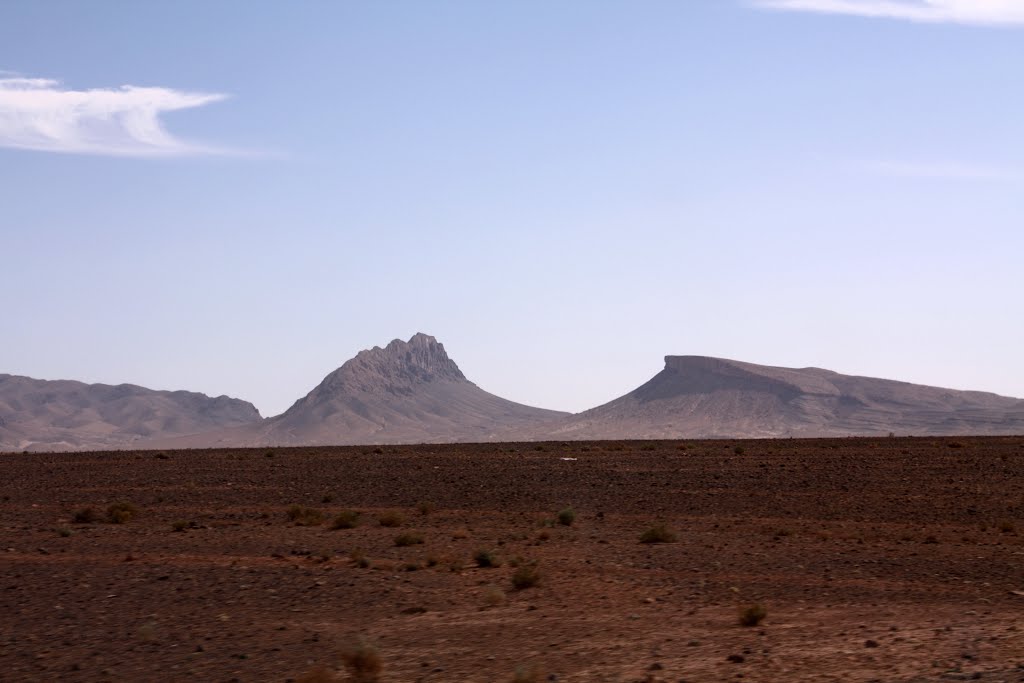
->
[2, 1, 1022, 416]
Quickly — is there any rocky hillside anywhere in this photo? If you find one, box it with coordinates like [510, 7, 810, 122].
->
[517, 355, 1024, 440]
[151, 333, 568, 447]
[0, 374, 261, 452]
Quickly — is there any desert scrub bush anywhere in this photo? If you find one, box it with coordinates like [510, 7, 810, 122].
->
[997, 519, 1016, 534]
[512, 664, 541, 682]
[733, 445, 746, 455]
[56, 527, 72, 538]
[393, 532, 424, 547]
[416, 500, 436, 515]
[286, 505, 324, 526]
[341, 641, 382, 683]
[475, 549, 501, 568]
[378, 510, 405, 528]
[556, 507, 576, 526]
[72, 507, 99, 524]
[739, 603, 767, 627]
[640, 523, 677, 544]
[331, 510, 361, 529]
[349, 549, 370, 568]
[483, 586, 506, 607]
[511, 562, 541, 590]
[171, 520, 188, 533]
[106, 502, 139, 524]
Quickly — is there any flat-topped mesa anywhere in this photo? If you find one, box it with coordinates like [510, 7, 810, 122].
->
[661, 355, 841, 397]
[664, 355, 744, 374]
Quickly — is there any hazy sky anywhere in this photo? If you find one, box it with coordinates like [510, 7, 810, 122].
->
[3, 1, 1022, 417]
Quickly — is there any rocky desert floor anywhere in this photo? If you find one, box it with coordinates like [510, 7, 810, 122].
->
[1, 437, 1023, 682]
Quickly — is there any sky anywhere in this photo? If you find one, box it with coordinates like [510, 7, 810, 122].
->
[2, 0, 1022, 417]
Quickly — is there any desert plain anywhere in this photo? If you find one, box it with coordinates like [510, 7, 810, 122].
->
[1, 436, 1023, 682]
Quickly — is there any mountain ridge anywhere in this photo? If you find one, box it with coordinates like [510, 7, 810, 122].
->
[5, 343, 1023, 451]
[0, 374, 261, 452]
[143, 333, 568, 448]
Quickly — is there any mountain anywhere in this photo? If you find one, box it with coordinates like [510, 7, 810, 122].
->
[150, 333, 568, 447]
[0, 374, 261, 452]
[516, 355, 1024, 440]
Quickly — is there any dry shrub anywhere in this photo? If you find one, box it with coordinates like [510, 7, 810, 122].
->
[640, 523, 677, 544]
[475, 549, 501, 568]
[512, 664, 541, 682]
[378, 510, 405, 528]
[287, 505, 324, 526]
[331, 510, 361, 530]
[739, 603, 767, 627]
[106, 502, 139, 524]
[394, 532, 424, 547]
[341, 641, 382, 683]
[484, 586, 507, 607]
[72, 507, 99, 524]
[349, 549, 369, 568]
[556, 507, 576, 526]
[416, 501, 436, 515]
[511, 563, 541, 590]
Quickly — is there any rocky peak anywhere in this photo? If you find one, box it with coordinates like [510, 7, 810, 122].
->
[295, 333, 468, 407]
[355, 333, 466, 383]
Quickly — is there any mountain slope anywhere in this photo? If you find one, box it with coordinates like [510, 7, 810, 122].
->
[0, 374, 261, 452]
[519, 356, 1024, 440]
[154, 333, 568, 447]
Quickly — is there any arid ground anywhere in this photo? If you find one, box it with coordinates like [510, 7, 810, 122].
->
[2, 437, 1023, 682]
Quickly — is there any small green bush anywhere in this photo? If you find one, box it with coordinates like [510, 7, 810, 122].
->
[556, 507, 576, 526]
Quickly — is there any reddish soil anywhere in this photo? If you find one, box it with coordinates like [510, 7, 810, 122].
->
[1, 437, 1023, 682]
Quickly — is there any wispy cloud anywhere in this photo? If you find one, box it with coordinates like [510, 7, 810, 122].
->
[863, 160, 1024, 181]
[0, 74, 234, 157]
[751, 0, 1024, 26]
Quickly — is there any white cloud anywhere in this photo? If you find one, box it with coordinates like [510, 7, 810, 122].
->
[0, 74, 233, 157]
[751, 0, 1024, 26]
[863, 160, 1023, 181]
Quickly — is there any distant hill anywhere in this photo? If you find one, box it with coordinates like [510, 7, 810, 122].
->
[0, 374, 261, 452]
[8, 346, 1023, 451]
[513, 355, 1024, 440]
[147, 333, 568, 448]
